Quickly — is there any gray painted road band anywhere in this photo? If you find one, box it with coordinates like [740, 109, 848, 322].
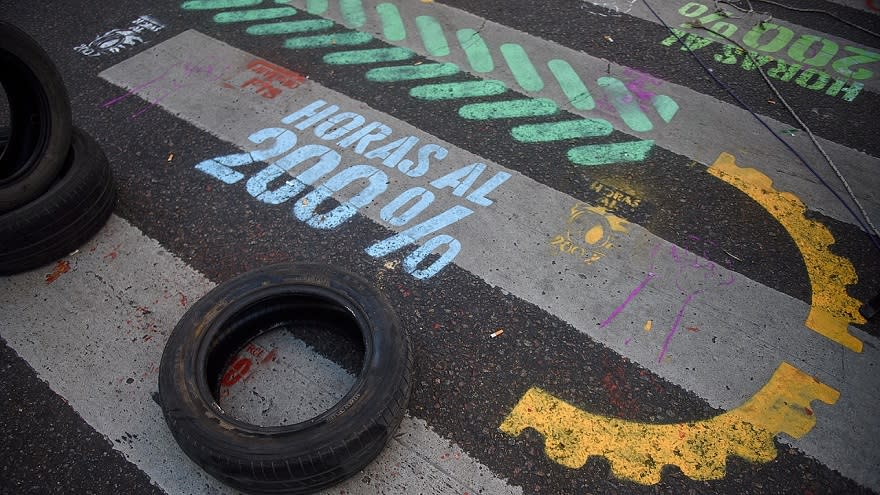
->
[0, 215, 522, 495]
[99, 31, 879, 489]
[589, 0, 880, 95]
[288, 0, 879, 231]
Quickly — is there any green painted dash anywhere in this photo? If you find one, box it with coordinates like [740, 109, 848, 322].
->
[306, 0, 328, 14]
[340, 0, 366, 27]
[284, 31, 373, 49]
[323, 47, 414, 64]
[213, 7, 297, 23]
[567, 140, 655, 166]
[410, 80, 507, 100]
[597, 77, 653, 133]
[548, 59, 595, 110]
[459, 98, 557, 120]
[510, 119, 613, 143]
[366, 63, 460, 82]
[500, 44, 543, 92]
[652, 95, 679, 123]
[416, 16, 449, 57]
[181, 0, 261, 10]
[457, 28, 493, 73]
[376, 3, 406, 41]
[247, 19, 332, 35]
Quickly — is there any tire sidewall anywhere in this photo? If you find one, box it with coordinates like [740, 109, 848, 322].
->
[159, 263, 410, 476]
[0, 21, 72, 211]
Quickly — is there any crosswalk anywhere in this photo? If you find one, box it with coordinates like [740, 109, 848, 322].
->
[1, 0, 878, 493]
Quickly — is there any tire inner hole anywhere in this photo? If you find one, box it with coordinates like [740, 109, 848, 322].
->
[207, 295, 366, 427]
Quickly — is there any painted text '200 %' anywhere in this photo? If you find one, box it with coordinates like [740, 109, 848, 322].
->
[195, 99, 511, 280]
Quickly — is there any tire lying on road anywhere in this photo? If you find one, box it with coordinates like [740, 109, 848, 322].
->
[0, 127, 116, 275]
[0, 21, 73, 212]
[158, 263, 413, 495]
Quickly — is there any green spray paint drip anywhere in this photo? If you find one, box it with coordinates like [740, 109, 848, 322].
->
[366, 63, 460, 82]
[500, 43, 543, 92]
[568, 140, 655, 166]
[548, 59, 595, 111]
[213, 7, 298, 23]
[306, 0, 328, 14]
[597, 77, 653, 133]
[284, 31, 373, 49]
[340, 0, 366, 27]
[323, 47, 414, 64]
[510, 119, 612, 143]
[457, 28, 493, 73]
[376, 3, 406, 41]
[181, 0, 261, 10]
[247, 19, 334, 35]
[459, 98, 558, 120]
[651, 95, 679, 123]
[410, 80, 507, 100]
[416, 16, 450, 57]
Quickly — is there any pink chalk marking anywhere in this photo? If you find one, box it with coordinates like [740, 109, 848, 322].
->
[103, 57, 234, 119]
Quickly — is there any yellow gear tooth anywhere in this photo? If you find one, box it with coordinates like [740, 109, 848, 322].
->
[499, 363, 838, 485]
[707, 152, 866, 352]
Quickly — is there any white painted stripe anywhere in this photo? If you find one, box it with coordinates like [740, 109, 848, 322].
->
[0, 215, 521, 495]
[290, 0, 879, 232]
[96, 31, 880, 489]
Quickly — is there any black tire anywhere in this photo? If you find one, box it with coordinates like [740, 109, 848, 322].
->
[158, 263, 412, 495]
[0, 21, 73, 212]
[0, 127, 116, 275]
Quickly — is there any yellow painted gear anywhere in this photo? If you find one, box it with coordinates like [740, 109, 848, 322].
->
[708, 152, 866, 352]
[500, 362, 839, 485]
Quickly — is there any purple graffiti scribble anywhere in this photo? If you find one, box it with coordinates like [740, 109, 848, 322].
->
[601, 271, 656, 328]
[623, 67, 663, 104]
[102, 58, 233, 119]
[601, 240, 736, 361]
[658, 291, 698, 363]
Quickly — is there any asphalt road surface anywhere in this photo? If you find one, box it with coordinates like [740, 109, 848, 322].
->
[1, 0, 879, 493]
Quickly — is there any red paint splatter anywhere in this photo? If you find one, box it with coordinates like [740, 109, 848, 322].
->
[45, 261, 71, 284]
[600, 369, 639, 418]
[686, 326, 700, 333]
[179, 292, 188, 307]
[678, 429, 686, 439]
[804, 407, 814, 416]
[104, 250, 118, 261]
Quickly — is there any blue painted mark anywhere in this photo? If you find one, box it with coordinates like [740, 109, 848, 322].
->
[404, 234, 462, 279]
[246, 144, 341, 204]
[365, 205, 474, 257]
[195, 128, 297, 183]
[294, 164, 389, 229]
[380, 187, 436, 226]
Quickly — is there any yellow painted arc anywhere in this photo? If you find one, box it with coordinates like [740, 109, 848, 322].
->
[499, 362, 839, 485]
[707, 152, 865, 352]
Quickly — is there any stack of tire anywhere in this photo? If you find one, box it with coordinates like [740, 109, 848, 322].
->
[0, 22, 116, 275]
